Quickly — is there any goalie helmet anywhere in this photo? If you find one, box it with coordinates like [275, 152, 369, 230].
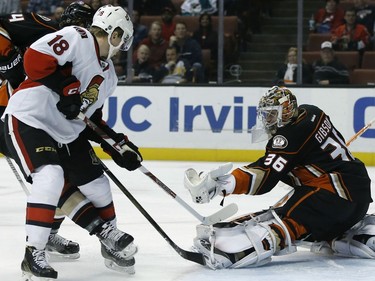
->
[258, 86, 297, 133]
[92, 5, 134, 59]
[59, 1, 94, 28]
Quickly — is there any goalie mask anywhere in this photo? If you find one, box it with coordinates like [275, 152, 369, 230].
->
[92, 5, 134, 60]
[255, 86, 297, 137]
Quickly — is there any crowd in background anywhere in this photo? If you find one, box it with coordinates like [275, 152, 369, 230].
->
[1, 0, 374, 85]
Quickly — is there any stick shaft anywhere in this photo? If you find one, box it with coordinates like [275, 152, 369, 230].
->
[346, 118, 375, 146]
[5, 156, 30, 196]
[99, 159, 206, 265]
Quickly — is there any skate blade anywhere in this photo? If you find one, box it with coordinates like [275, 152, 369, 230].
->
[22, 271, 56, 281]
[122, 243, 138, 258]
[104, 259, 135, 275]
[46, 251, 80, 260]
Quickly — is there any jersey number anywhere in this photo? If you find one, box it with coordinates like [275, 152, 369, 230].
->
[264, 154, 288, 172]
[320, 129, 354, 161]
[48, 35, 69, 55]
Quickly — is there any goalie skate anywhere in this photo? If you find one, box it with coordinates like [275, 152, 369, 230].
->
[21, 246, 58, 281]
[46, 233, 80, 259]
[101, 243, 137, 274]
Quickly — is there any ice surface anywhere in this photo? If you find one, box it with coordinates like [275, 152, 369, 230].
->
[0, 159, 374, 281]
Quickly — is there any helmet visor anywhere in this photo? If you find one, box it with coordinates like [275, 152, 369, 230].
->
[119, 35, 133, 51]
[259, 105, 282, 129]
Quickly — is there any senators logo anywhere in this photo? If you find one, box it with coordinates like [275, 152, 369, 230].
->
[80, 75, 104, 112]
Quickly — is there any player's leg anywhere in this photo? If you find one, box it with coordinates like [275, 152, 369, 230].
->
[193, 186, 370, 269]
[310, 213, 375, 258]
[47, 205, 80, 259]
[1, 97, 81, 260]
[4, 115, 62, 279]
[193, 208, 296, 269]
[57, 134, 137, 273]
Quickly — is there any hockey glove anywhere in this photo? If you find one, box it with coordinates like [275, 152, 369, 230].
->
[184, 163, 235, 204]
[101, 133, 143, 171]
[56, 76, 82, 120]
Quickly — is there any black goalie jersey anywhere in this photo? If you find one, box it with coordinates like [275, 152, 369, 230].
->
[232, 104, 372, 203]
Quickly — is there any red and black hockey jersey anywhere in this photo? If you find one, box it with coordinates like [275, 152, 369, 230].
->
[232, 104, 372, 203]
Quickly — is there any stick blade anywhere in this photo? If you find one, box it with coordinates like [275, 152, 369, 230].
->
[201, 203, 238, 225]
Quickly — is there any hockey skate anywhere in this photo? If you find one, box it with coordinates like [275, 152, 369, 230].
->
[96, 222, 135, 252]
[101, 243, 137, 274]
[46, 233, 80, 259]
[21, 246, 58, 280]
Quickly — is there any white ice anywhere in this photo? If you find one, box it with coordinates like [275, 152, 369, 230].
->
[0, 158, 374, 281]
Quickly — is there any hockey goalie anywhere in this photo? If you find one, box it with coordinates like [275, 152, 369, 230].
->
[184, 86, 374, 269]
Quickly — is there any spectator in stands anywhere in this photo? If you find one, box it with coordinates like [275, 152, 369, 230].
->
[161, 6, 176, 42]
[27, 0, 65, 16]
[181, 0, 217, 16]
[354, 0, 375, 45]
[156, 46, 195, 83]
[137, 21, 169, 69]
[193, 13, 218, 62]
[89, 0, 103, 12]
[131, 44, 155, 83]
[331, 8, 370, 52]
[313, 0, 345, 33]
[134, 0, 176, 16]
[132, 9, 149, 49]
[0, 0, 20, 13]
[169, 21, 205, 82]
[274, 47, 312, 85]
[312, 41, 349, 85]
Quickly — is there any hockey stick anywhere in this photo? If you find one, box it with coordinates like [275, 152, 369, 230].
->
[138, 165, 238, 225]
[98, 158, 206, 265]
[346, 117, 375, 147]
[77, 112, 238, 225]
[5, 156, 30, 196]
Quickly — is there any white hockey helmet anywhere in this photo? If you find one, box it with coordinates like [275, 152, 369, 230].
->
[92, 5, 133, 59]
[258, 86, 297, 133]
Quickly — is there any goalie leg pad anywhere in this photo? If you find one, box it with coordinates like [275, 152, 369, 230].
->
[193, 210, 295, 269]
[331, 214, 375, 259]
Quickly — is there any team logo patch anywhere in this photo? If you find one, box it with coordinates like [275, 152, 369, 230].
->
[272, 135, 288, 149]
[80, 75, 104, 112]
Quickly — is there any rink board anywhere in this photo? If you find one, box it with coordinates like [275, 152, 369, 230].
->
[93, 85, 375, 166]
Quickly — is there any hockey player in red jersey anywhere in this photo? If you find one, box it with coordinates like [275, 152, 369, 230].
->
[2, 5, 142, 280]
[185, 86, 374, 268]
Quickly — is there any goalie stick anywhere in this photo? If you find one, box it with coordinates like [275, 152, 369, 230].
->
[138, 165, 238, 225]
[346, 117, 375, 147]
[98, 158, 206, 265]
[77, 112, 238, 225]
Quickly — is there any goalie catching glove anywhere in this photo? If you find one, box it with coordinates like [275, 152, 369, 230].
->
[184, 163, 235, 204]
[101, 133, 143, 171]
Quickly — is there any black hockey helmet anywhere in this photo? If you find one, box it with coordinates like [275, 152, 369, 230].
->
[59, 1, 94, 28]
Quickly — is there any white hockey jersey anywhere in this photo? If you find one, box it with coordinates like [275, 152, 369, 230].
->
[2, 26, 118, 144]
